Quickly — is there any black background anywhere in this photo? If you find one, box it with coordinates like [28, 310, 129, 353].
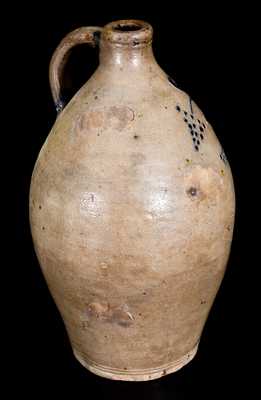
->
[10, 4, 257, 399]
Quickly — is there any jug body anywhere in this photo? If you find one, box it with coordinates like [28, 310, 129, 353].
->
[29, 20, 235, 381]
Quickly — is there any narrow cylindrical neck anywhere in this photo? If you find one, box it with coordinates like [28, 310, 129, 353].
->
[99, 19, 156, 71]
[99, 41, 155, 70]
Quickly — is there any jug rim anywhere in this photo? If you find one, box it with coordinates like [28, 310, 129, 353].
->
[102, 19, 153, 47]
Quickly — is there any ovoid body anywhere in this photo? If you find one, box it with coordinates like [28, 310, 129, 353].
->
[29, 20, 235, 381]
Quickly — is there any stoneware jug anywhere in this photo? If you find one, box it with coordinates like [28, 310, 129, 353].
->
[29, 19, 235, 381]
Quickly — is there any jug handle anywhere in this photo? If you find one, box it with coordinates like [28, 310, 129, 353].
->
[49, 26, 103, 113]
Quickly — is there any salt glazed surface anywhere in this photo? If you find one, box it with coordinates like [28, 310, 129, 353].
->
[29, 20, 235, 381]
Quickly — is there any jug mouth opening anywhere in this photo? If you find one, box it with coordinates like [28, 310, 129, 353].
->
[113, 22, 145, 32]
[102, 20, 153, 47]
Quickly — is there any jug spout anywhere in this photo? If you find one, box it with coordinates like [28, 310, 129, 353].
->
[99, 20, 156, 71]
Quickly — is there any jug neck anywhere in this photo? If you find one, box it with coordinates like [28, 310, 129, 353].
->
[99, 20, 156, 71]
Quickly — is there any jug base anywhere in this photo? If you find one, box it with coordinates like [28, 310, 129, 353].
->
[73, 343, 199, 381]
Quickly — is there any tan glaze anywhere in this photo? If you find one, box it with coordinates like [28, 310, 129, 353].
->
[30, 20, 235, 381]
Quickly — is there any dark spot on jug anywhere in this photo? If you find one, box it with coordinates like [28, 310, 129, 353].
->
[55, 98, 65, 113]
[93, 30, 101, 46]
[220, 149, 228, 165]
[187, 187, 198, 197]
